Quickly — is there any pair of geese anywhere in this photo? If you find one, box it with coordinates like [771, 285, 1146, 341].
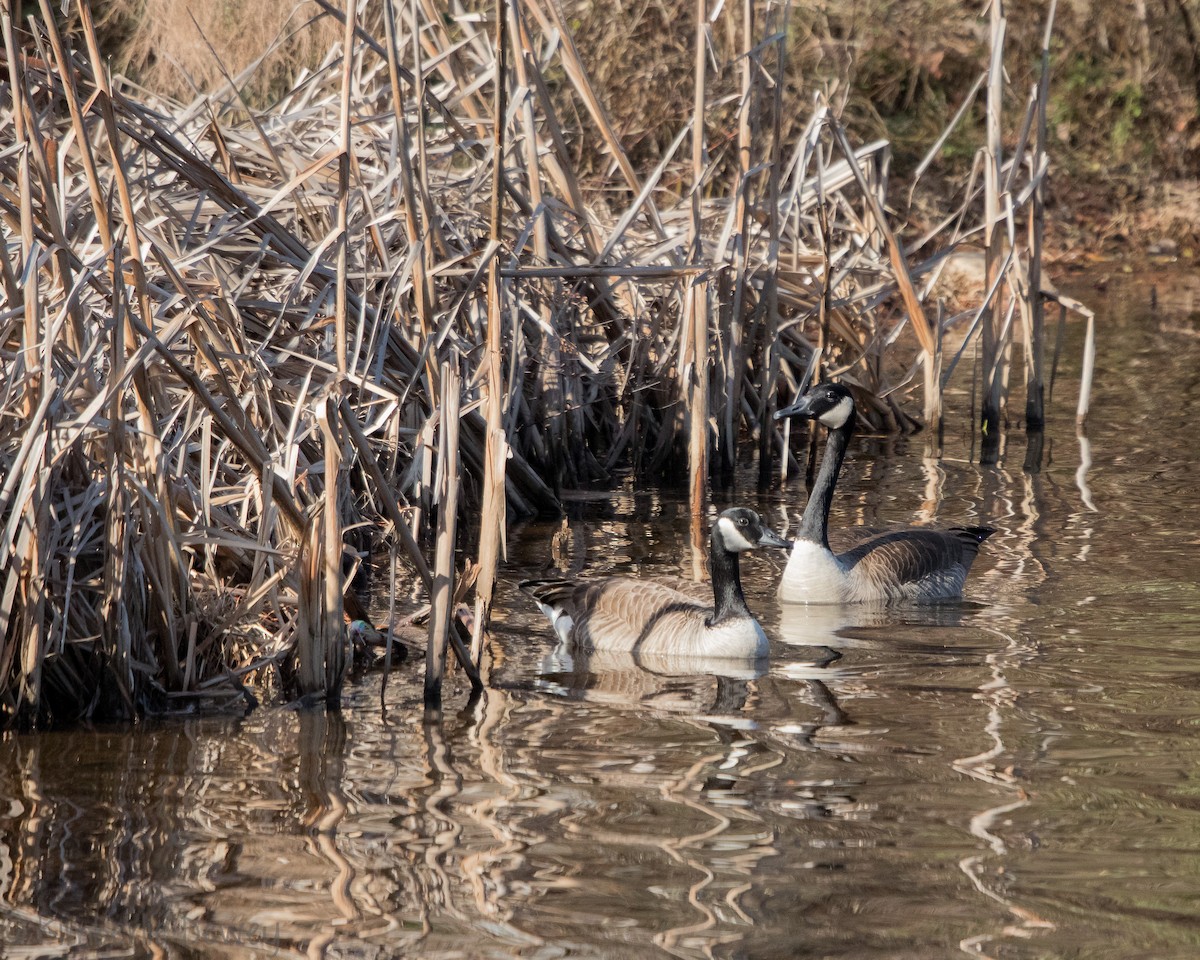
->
[521, 383, 994, 659]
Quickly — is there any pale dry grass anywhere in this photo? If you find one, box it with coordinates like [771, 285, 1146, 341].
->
[89, 0, 344, 103]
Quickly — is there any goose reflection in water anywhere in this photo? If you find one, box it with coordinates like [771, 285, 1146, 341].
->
[775, 596, 985, 656]
[535, 642, 766, 721]
[533, 635, 855, 761]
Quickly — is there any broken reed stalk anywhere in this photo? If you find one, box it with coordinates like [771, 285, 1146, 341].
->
[426, 365, 461, 710]
[1076, 312, 1096, 424]
[297, 393, 347, 704]
[471, 0, 510, 665]
[320, 395, 346, 701]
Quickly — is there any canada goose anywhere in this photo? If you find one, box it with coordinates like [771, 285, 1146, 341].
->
[774, 382, 994, 603]
[520, 507, 791, 659]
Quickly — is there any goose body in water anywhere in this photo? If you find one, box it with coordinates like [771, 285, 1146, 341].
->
[774, 382, 994, 604]
[521, 508, 791, 659]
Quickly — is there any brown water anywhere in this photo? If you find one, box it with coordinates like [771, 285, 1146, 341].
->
[3, 276, 1200, 959]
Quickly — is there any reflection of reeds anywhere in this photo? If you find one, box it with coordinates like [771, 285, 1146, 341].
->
[952, 634, 1057, 953]
[0, 0, 1092, 720]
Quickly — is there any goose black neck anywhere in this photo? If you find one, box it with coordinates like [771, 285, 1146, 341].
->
[708, 528, 750, 625]
[798, 418, 852, 548]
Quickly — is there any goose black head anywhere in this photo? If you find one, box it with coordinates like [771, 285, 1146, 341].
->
[774, 381, 856, 430]
[714, 507, 792, 553]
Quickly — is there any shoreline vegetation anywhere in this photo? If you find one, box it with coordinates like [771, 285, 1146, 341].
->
[1, 0, 1099, 724]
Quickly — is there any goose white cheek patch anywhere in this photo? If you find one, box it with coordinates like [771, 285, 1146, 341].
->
[819, 395, 854, 429]
[717, 517, 757, 552]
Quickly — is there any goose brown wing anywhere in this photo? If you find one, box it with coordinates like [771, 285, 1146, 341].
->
[574, 578, 710, 643]
[522, 576, 711, 644]
[838, 527, 991, 586]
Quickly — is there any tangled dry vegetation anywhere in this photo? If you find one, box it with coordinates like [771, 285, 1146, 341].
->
[0, 0, 1088, 725]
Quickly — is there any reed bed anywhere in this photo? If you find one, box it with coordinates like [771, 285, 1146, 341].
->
[0, 0, 1089, 723]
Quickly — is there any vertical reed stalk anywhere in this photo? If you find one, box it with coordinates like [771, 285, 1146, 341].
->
[79, 0, 167, 715]
[320, 396, 346, 702]
[100, 262, 136, 719]
[296, 521, 325, 698]
[413, 0, 489, 137]
[929, 302, 944, 446]
[408, 0, 442, 259]
[981, 0, 1007, 458]
[427, 366, 461, 709]
[687, 0, 708, 524]
[689, 279, 710, 520]
[721, 0, 754, 482]
[8, 8, 85, 356]
[335, 0, 358, 380]
[81, 3, 191, 681]
[510, 1, 548, 262]
[472, 0, 510, 664]
[77, 5, 154, 351]
[1076, 312, 1095, 424]
[1026, 0, 1057, 432]
[383, 0, 439, 397]
[0, 11, 22, 326]
[14, 122, 46, 715]
[924, 318, 942, 435]
[292, 393, 347, 705]
[758, 1, 789, 489]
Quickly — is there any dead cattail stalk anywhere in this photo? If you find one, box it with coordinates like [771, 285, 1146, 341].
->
[335, 0, 357, 380]
[1076, 312, 1096, 424]
[295, 520, 326, 699]
[921, 300, 946, 449]
[688, 278, 710, 523]
[471, 0, 511, 665]
[509, 1, 549, 264]
[686, 0, 708, 523]
[981, 0, 1007, 458]
[758, 1, 790, 489]
[383, 0, 438, 397]
[1025, 0, 1058, 432]
[320, 394, 347, 700]
[426, 365, 460, 709]
[99, 266, 136, 720]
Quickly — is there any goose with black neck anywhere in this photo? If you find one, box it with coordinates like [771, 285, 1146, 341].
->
[521, 507, 791, 659]
[774, 381, 994, 604]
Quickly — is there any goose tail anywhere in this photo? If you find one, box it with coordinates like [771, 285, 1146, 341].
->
[519, 578, 578, 642]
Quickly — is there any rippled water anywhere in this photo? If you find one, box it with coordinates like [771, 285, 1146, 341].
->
[3, 275, 1200, 959]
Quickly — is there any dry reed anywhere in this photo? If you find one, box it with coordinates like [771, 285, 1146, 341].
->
[0, 0, 1090, 724]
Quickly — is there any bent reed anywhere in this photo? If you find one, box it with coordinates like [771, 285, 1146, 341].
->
[0, 0, 1088, 724]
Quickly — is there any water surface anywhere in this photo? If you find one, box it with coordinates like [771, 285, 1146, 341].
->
[2, 274, 1199, 958]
